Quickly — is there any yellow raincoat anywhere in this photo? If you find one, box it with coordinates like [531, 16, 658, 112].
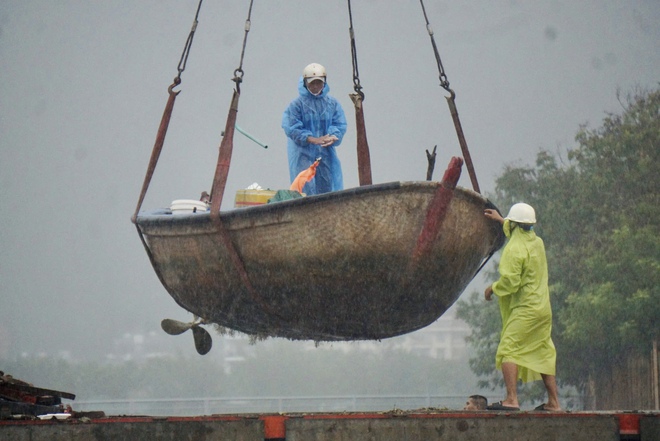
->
[492, 220, 556, 383]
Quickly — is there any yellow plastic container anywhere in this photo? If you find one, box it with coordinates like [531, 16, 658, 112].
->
[234, 189, 277, 208]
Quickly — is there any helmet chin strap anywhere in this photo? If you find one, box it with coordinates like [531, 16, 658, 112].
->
[306, 81, 323, 96]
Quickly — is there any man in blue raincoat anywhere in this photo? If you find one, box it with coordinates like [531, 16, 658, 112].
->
[282, 63, 347, 195]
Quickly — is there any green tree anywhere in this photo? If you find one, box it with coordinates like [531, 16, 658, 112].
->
[457, 87, 660, 405]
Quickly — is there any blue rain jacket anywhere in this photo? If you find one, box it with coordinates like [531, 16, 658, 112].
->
[282, 77, 347, 195]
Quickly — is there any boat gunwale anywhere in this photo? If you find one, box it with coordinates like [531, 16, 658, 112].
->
[135, 180, 491, 229]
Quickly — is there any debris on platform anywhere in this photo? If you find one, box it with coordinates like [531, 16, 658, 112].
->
[0, 371, 90, 420]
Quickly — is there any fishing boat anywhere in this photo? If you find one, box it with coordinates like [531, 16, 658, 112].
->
[132, 1, 505, 352]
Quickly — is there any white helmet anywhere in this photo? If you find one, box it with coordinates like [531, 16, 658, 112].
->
[505, 203, 536, 224]
[303, 63, 326, 83]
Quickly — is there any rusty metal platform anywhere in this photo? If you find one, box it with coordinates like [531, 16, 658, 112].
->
[1, 410, 658, 440]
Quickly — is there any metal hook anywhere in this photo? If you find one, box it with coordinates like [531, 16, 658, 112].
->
[168, 76, 182, 95]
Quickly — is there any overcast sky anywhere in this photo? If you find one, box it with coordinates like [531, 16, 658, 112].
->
[1, 0, 659, 366]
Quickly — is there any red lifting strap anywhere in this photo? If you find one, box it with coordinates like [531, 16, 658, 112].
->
[350, 93, 373, 186]
[446, 93, 480, 193]
[210, 89, 239, 214]
[132, 84, 180, 223]
[411, 156, 464, 266]
[208, 89, 285, 322]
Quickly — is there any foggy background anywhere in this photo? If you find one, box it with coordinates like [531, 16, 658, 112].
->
[1, 0, 659, 409]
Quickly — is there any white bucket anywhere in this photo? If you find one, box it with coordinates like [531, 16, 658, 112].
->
[170, 199, 209, 214]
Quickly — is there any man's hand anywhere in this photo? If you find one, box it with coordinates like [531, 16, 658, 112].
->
[484, 208, 504, 225]
[320, 134, 338, 147]
[485, 285, 494, 301]
[308, 135, 338, 147]
[321, 135, 339, 147]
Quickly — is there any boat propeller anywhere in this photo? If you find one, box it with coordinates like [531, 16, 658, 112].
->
[161, 318, 213, 355]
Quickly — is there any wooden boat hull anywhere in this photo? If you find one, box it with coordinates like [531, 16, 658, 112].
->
[136, 181, 504, 341]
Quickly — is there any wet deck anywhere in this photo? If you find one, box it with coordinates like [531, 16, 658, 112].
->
[1, 410, 658, 440]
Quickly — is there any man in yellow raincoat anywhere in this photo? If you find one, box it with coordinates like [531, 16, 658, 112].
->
[483, 203, 561, 412]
